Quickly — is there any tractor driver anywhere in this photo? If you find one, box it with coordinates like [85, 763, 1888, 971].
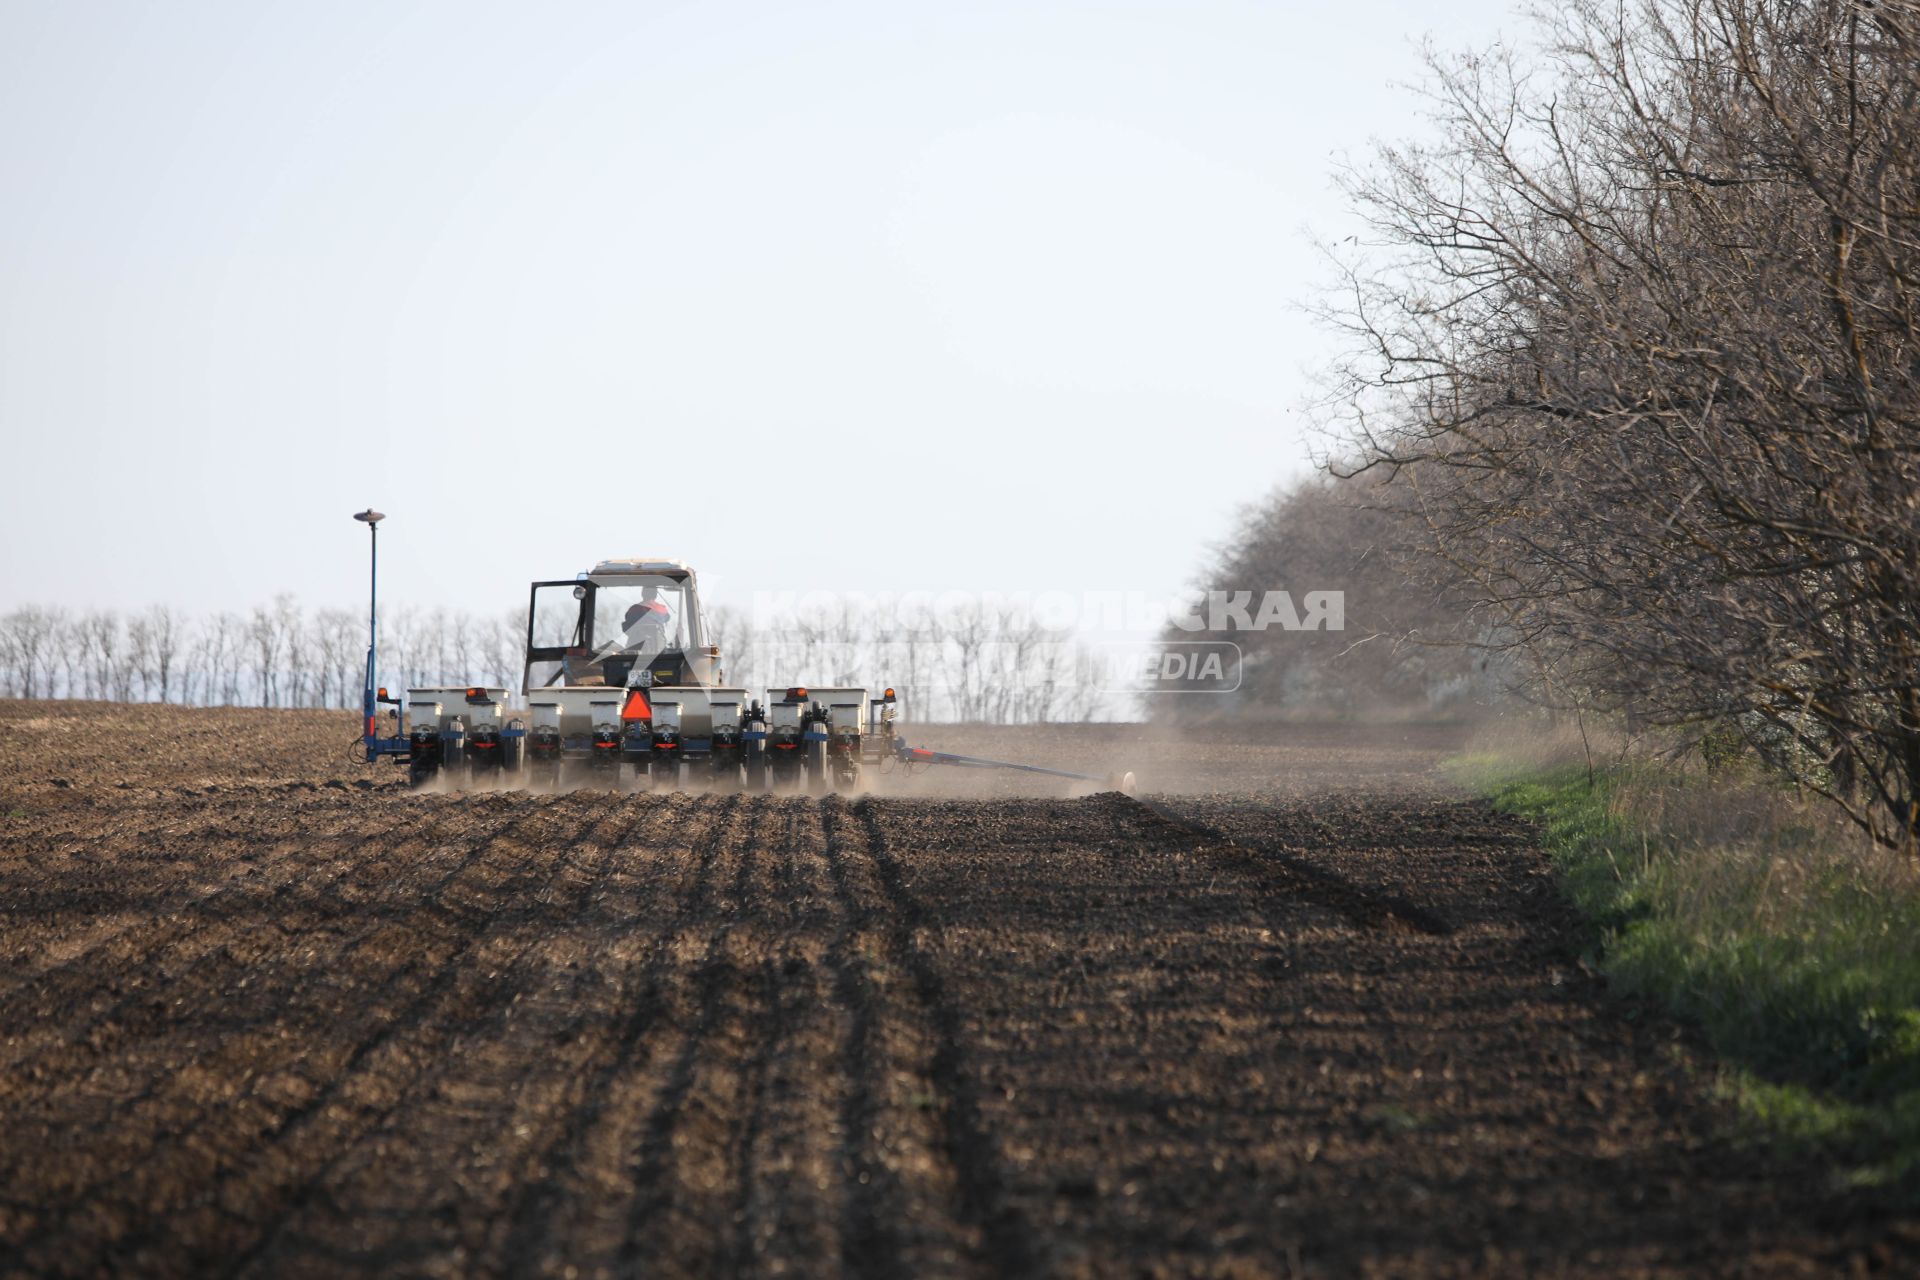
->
[621, 587, 671, 653]
[595, 587, 673, 687]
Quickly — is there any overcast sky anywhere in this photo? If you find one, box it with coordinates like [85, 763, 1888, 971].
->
[0, 0, 1516, 624]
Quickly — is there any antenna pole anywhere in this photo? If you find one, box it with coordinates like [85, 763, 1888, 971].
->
[353, 510, 387, 755]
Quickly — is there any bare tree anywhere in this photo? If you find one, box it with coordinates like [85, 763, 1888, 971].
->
[211, 611, 243, 705]
[124, 613, 154, 702]
[944, 601, 993, 722]
[145, 605, 181, 703]
[447, 611, 476, 693]
[892, 626, 928, 725]
[0, 606, 61, 698]
[247, 596, 296, 708]
[274, 594, 307, 707]
[705, 603, 761, 694]
[54, 611, 82, 700]
[77, 611, 120, 702]
[308, 607, 357, 708]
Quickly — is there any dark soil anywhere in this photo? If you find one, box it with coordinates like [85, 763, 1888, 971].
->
[0, 701, 1912, 1276]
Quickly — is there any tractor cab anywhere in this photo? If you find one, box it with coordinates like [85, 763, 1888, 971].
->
[524, 558, 718, 692]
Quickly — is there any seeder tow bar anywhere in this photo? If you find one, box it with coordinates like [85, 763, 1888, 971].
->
[893, 744, 1136, 794]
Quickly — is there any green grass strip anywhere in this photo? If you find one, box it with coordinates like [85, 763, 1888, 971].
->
[1449, 753, 1920, 1197]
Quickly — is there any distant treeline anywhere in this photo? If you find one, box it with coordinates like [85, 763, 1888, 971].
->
[1177, 0, 1920, 847]
[0, 598, 521, 711]
[0, 598, 1109, 724]
[1163, 475, 1519, 719]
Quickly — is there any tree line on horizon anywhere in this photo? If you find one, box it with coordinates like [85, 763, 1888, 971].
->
[0, 596, 1109, 724]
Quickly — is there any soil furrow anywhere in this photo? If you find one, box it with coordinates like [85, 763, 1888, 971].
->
[493, 792, 747, 1277]
[844, 798, 1037, 1280]
[614, 796, 763, 1277]
[0, 811, 387, 1073]
[214, 794, 641, 1274]
[1, 704, 1909, 1277]
[814, 799, 950, 1278]
[723, 801, 854, 1279]
[0, 800, 313, 999]
[6, 796, 620, 1274]
[0, 799, 556, 1150]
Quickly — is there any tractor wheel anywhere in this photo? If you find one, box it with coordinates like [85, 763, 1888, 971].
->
[500, 737, 524, 781]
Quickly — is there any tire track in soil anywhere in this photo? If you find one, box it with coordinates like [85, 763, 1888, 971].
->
[611, 795, 766, 1277]
[716, 799, 840, 1280]
[219, 793, 660, 1277]
[839, 796, 1039, 1280]
[812, 796, 981, 1279]
[3, 794, 629, 1274]
[720, 947, 787, 1274]
[1111, 793, 1456, 936]
[817, 798, 914, 1280]
[491, 792, 750, 1277]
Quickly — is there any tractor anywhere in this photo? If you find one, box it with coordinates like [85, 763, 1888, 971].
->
[354, 517, 1131, 794]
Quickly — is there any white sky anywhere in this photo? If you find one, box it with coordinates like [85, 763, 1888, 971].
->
[0, 0, 1517, 623]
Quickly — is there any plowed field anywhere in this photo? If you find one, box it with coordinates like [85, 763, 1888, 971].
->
[0, 702, 1911, 1276]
